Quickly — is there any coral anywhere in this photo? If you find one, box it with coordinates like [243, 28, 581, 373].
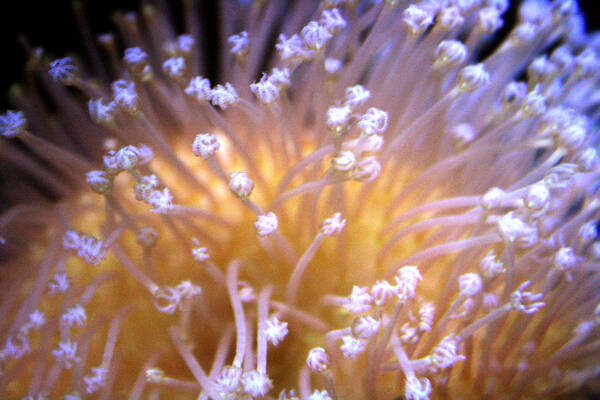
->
[1, 1, 600, 399]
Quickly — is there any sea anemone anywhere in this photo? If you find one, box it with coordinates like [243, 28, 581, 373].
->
[1, 0, 600, 399]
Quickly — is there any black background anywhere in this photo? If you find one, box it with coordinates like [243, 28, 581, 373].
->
[0, 0, 599, 106]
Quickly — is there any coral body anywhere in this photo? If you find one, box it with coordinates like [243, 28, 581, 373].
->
[1, 1, 600, 399]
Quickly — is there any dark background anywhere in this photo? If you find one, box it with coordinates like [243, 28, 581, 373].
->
[0, 0, 599, 107]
